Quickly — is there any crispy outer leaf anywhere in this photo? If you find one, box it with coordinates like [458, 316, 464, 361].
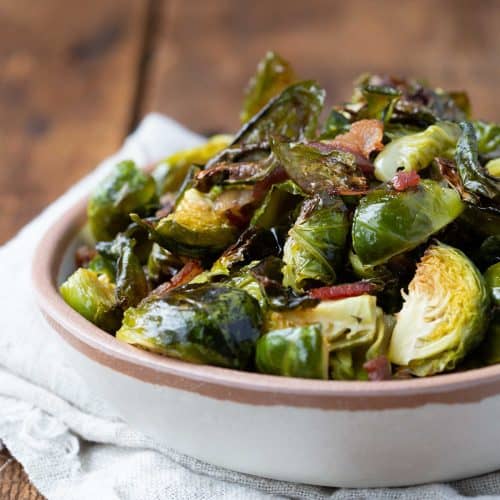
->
[455, 121, 500, 200]
[233, 81, 325, 146]
[272, 140, 368, 196]
[240, 51, 296, 123]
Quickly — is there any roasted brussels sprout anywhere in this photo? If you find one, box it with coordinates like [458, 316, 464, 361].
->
[352, 180, 464, 265]
[88, 161, 158, 241]
[256, 324, 328, 379]
[60, 268, 122, 333]
[136, 188, 239, 258]
[320, 110, 351, 139]
[473, 120, 500, 159]
[240, 51, 296, 123]
[147, 243, 183, 285]
[282, 196, 349, 291]
[373, 122, 460, 181]
[389, 243, 490, 376]
[486, 158, 500, 177]
[117, 284, 262, 369]
[267, 294, 382, 352]
[482, 262, 500, 365]
[153, 135, 232, 195]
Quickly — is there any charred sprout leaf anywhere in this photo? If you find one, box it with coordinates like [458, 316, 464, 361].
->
[240, 51, 296, 123]
[389, 243, 489, 376]
[330, 310, 394, 380]
[320, 110, 351, 139]
[233, 81, 325, 146]
[250, 180, 305, 229]
[116, 284, 262, 369]
[60, 268, 122, 333]
[273, 141, 368, 196]
[374, 122, 460, 181]
[359, 85, 401, 122]
[477, 235, 500, 268]
[267, 294, 383, 352]
[352, 180, 464, 265]
[460, 203, 500, 237]
[87, 254, 116, 282]
[283, 197, 349, 291]
[256, 324, 328, 379]
[455, 121, 500, 200]
[152, 135, 232, 195]
[133, 188, 239, 259]
[96, 234, 149, 308]
[473, 120, 500, 159]
[147, 243, 184, 285]
[88, 161, 158, 241]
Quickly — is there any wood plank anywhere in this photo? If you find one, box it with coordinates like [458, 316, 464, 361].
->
[0, 448, 42, 500]
[0, 0, 150, 243]
[143, 0, 500, 136]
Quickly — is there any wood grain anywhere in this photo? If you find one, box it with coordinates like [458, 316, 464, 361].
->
[143, 0, 500, 136]
[0, 0, 150, 243]
[0, 449, 41, 500]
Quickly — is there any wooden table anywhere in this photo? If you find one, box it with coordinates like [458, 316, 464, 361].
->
[0, 0, 499, 497]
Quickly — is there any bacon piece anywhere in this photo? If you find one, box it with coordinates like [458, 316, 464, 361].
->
[252, 165, 289, 200]
[325, 119, 384, 159]
[392, 171, 420, 191]
[308, 281, 379, 300]
[150, 260, 203, 297]
[363, 356, 392, 381]
[75, 245, 97, 268]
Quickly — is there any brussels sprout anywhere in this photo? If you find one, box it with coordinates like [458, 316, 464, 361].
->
[234, 81, 325, 146]
[266, 294, 382, 352]
[352, 180, 464, 265]
[60, 268, 122, 333]
[272, 140, 368, 196]
[87, 254, 116, 282]
[256, 324, 328, 379]
[373, 122, 460, 181]
[240, 51, 296, 123]
[250, 180, 305, 229]
[455, 122, 500, 200]
[152, 135, 232, 195]
[485, 262, 500, 306]
[88, 161, 158, 241]
[147, 243, 183, 285]
[330, 311, 394, 380]
[116, 284, 262, 369]
[389, 243, 490, 376]
[282, 196, 349, 291]
[137, 188, 239, 259]
[460, 203, 500, 237]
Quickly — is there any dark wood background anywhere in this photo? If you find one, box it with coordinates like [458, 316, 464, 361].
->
[1, 0, 499, 497]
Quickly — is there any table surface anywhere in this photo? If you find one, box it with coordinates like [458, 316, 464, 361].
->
[1, 0, 499, 497]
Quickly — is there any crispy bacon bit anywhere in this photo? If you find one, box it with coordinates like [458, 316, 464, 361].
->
[392, 171, 420, 191]
[75, 245, 97, 268]
[363, 356, 392, 381]
[252, 165, 289, 200]
[308, 281, 379, 300]
[150, 260, 203, 297]
[326, 119, 384, 159]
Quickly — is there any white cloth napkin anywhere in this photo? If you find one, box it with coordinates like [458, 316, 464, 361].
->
[0, 114, 498, 500]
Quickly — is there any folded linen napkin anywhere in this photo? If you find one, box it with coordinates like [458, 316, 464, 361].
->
[0, 113, 498, 500]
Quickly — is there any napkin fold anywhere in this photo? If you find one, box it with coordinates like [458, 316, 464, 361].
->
[0, 114, 498, 499]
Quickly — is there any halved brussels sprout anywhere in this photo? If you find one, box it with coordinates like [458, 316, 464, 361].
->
[256, 324, 328, 379]
[88, 161, 157, 241]
[485, 262, 500, 306]
[60, 268, 122, 333]
[139, 188, 239, 258]
[282, 197, 349, 291]
[116, 284, 262, 369]
[266, 294, 382, 352]
[240, 51, 296, 123]
[389, 243, 490, 376]
[373, 122, 460, 181]
[486, 158, 500, 177]
[352, 180, 464, 265]
[152, 135, 232, 195]
[330, 312, 394, 380]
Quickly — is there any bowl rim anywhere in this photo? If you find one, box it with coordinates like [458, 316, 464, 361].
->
[32, 194, 500, 410]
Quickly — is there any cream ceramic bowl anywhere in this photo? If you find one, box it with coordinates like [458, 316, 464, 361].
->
[32, 196, 500, 488]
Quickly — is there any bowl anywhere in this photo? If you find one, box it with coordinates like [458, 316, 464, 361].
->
[32, 195, 500, 488]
